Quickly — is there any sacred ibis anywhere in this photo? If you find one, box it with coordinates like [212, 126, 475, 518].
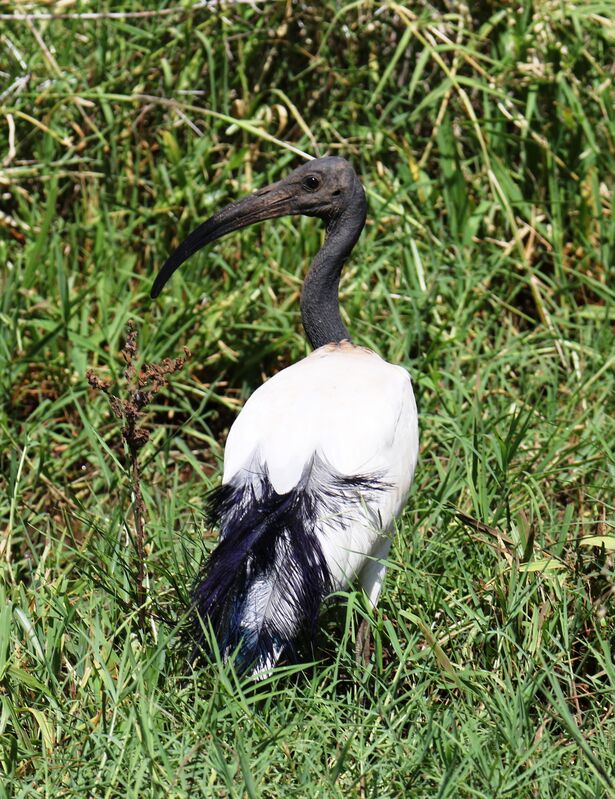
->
[151, 157, 419, 675]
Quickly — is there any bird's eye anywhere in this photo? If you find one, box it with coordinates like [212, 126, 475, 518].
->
[302, 175, 321, 192]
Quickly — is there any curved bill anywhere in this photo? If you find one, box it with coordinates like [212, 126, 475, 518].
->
[151, 182, 293, 299]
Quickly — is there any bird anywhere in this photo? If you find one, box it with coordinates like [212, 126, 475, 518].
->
[151, 156, 419, 676]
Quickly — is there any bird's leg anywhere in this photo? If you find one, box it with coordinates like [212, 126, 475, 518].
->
[355, 618, 372, 665]
[355, 538, 392, 666]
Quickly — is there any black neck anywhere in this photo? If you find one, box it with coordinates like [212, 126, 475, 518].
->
[300, 183, 367, 350]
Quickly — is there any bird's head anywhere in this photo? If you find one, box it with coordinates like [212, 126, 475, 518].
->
[151, 156, 366, 298]
[265, 156, 365, 221]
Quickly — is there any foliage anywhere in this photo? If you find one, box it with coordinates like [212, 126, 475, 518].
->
[0, 1, 613, 796]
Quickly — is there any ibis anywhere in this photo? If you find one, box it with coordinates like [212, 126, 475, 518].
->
[152, 157, 419, 675]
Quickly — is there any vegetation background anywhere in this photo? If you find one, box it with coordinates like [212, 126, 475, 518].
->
[0, 1, 613, 796]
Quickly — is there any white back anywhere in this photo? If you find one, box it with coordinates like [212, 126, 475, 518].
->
[222, 342, 419, 592]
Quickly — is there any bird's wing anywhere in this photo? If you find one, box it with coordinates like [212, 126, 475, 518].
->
[221, 343, 419, 589]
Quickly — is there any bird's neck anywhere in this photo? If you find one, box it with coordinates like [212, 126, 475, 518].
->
[300, 187, 367, 350]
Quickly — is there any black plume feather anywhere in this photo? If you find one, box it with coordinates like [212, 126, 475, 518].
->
[190, 455, 387, 675]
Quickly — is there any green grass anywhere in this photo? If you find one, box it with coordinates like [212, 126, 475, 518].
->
[1, 1, 613, 796]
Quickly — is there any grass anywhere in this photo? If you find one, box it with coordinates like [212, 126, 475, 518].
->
[0, 1, 613, 796]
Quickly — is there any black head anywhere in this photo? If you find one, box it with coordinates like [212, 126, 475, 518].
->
[151, 156, 366, 298]
[267, 156, 365, 222]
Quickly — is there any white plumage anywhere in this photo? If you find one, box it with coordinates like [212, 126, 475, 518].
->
[223, 341, 419, 605]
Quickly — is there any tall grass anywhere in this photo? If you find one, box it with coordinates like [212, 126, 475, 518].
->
[0, 2, 613, 796]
